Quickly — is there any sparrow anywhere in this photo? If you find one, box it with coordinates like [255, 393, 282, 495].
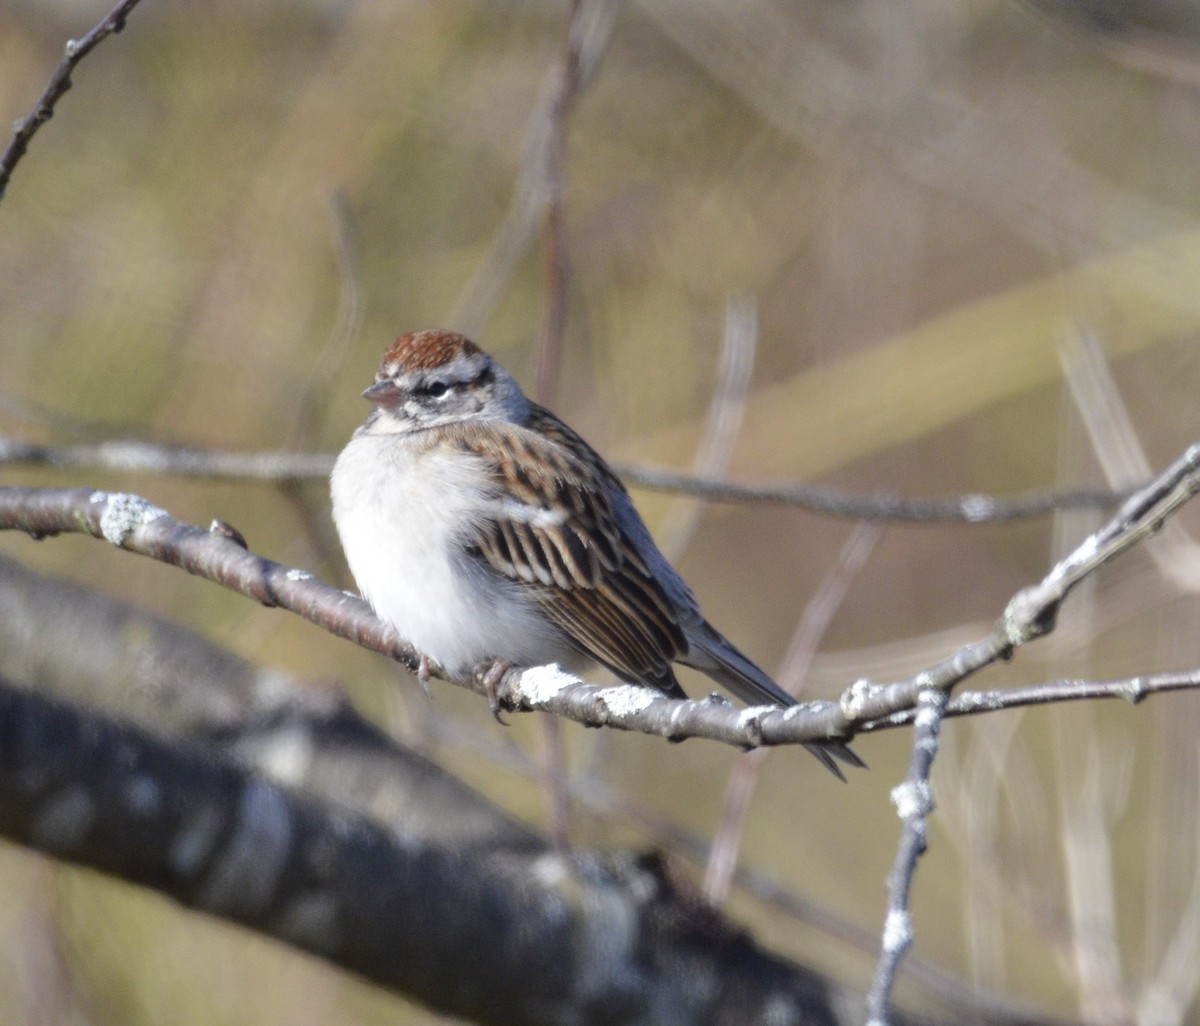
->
[330, 330, 861, 777]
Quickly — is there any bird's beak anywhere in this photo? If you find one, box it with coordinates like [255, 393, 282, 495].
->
[362, 379, 404, 404]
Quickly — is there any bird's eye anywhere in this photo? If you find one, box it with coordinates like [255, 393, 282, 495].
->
[425, 381, 449, 399]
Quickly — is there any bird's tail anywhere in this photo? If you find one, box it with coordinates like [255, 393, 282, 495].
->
[680, 620, 865, 780]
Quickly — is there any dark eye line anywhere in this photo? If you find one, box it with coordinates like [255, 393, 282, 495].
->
[409, 379, 450, 400]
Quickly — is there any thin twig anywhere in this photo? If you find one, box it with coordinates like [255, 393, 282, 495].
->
[704, 520, 881, 904]
[447, 0, 618, 336]
[287, 190, 364, 452]
[0, 0, 145, 202]
[855, 439, 1200, 1022]
[533, 0, 586, 406]
[863, 670, 1200, 729]
[0, 436, 1130, 523]
[1062, 327, 1200, 590]
[530, 0, 601, 854]
[1056, 735, 1129, 1022]
[657, 296, 759, 561]
[866, 689, 947, 1024]
[622, 467, 1127, 522]
[1, 439, 1198, 747]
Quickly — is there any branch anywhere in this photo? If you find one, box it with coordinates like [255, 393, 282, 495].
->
[0, 435, 1129, 522]
[867, 689, 946, 1024]
[447, 0, 618, 336]
[0, 484, 854, 749]
[0, 553, 1080, 1026]
[705, 520, 881, 903]
[0, 440, 1198, 750]
[857, 439, 1200, 1021]
[0, 0, 145, 202]
[618, 467, 1128, 523]
[863, 671, 1200, 729]
[0, 677, 878, 1026]
[533, 0, 593, 406]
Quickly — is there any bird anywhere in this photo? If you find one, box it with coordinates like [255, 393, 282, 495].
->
[330, 329, 861, 777]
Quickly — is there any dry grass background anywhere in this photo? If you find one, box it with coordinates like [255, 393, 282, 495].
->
[3, 0, 1200, 1023]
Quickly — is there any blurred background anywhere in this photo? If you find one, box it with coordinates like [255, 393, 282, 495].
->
[3, 0, 1200, 1023]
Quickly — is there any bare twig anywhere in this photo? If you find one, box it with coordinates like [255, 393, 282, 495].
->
[0, 0, 145, 202]
[1137, 751, 1200, 1026]
[704, 520, 881, 904]
[287, 190, 364, 452]
[864, 671, 1200, 729]
[447, 0, 618, 337]
[0, 436, 1129, 523]
[0, 485, 849, 749]
[1056, 736, 1129, 1023]
[277, 191, 369, 582]
[530, 0, 603, 854]
[657, 296, 759, 561]
[622, 467, 1127, 523]
[866, 689, 947, 1025]
[533, 0, 588, 406]
[0, 441, 1197, 751]
[0, 438, 333, 480]
[855, 439, 1200, 1022]
[1061, 328, 1200, 590]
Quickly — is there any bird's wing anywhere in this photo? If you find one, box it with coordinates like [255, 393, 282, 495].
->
[445, 411, 688, 695]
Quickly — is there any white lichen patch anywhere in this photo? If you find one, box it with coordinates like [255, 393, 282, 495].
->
[530, 851, 570, 888]
[598, 684, 659, 718]
[252, 724, 315, 785]
[960, 494, 996, 522]
[953, 691, 999, 712]
[914, 689, 947, 729]
[891, 779, 935, 819]
[512, 663, 577, 705]
[882, 908, 913, 953]
[840, 678, 881, 719]
[98, 492, 167, 545]
[736, 706, 767, 731]
[285, 569, 312, 582]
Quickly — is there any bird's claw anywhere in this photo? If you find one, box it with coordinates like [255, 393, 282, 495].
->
[476, 660, 513, 724]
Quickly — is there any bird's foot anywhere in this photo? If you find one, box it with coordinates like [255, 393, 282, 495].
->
[416, 653, 433, 697]
[475, 660, 513, 724]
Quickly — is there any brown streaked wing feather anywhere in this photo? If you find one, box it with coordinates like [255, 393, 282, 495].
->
[449, 412, 688, 690]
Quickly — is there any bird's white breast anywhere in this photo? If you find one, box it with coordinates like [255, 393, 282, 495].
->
[330, 430, 571, 676]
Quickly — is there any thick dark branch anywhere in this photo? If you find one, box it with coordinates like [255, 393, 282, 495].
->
[0, 436, 1127, 522]
[0, 678, 877, 1026]
[0, 552, 540, 849]
[0, 0, 145, 201]
[1, 554, 1065, 1025]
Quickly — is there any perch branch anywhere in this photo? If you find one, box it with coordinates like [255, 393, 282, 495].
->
[0, 440, 1196, 750]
